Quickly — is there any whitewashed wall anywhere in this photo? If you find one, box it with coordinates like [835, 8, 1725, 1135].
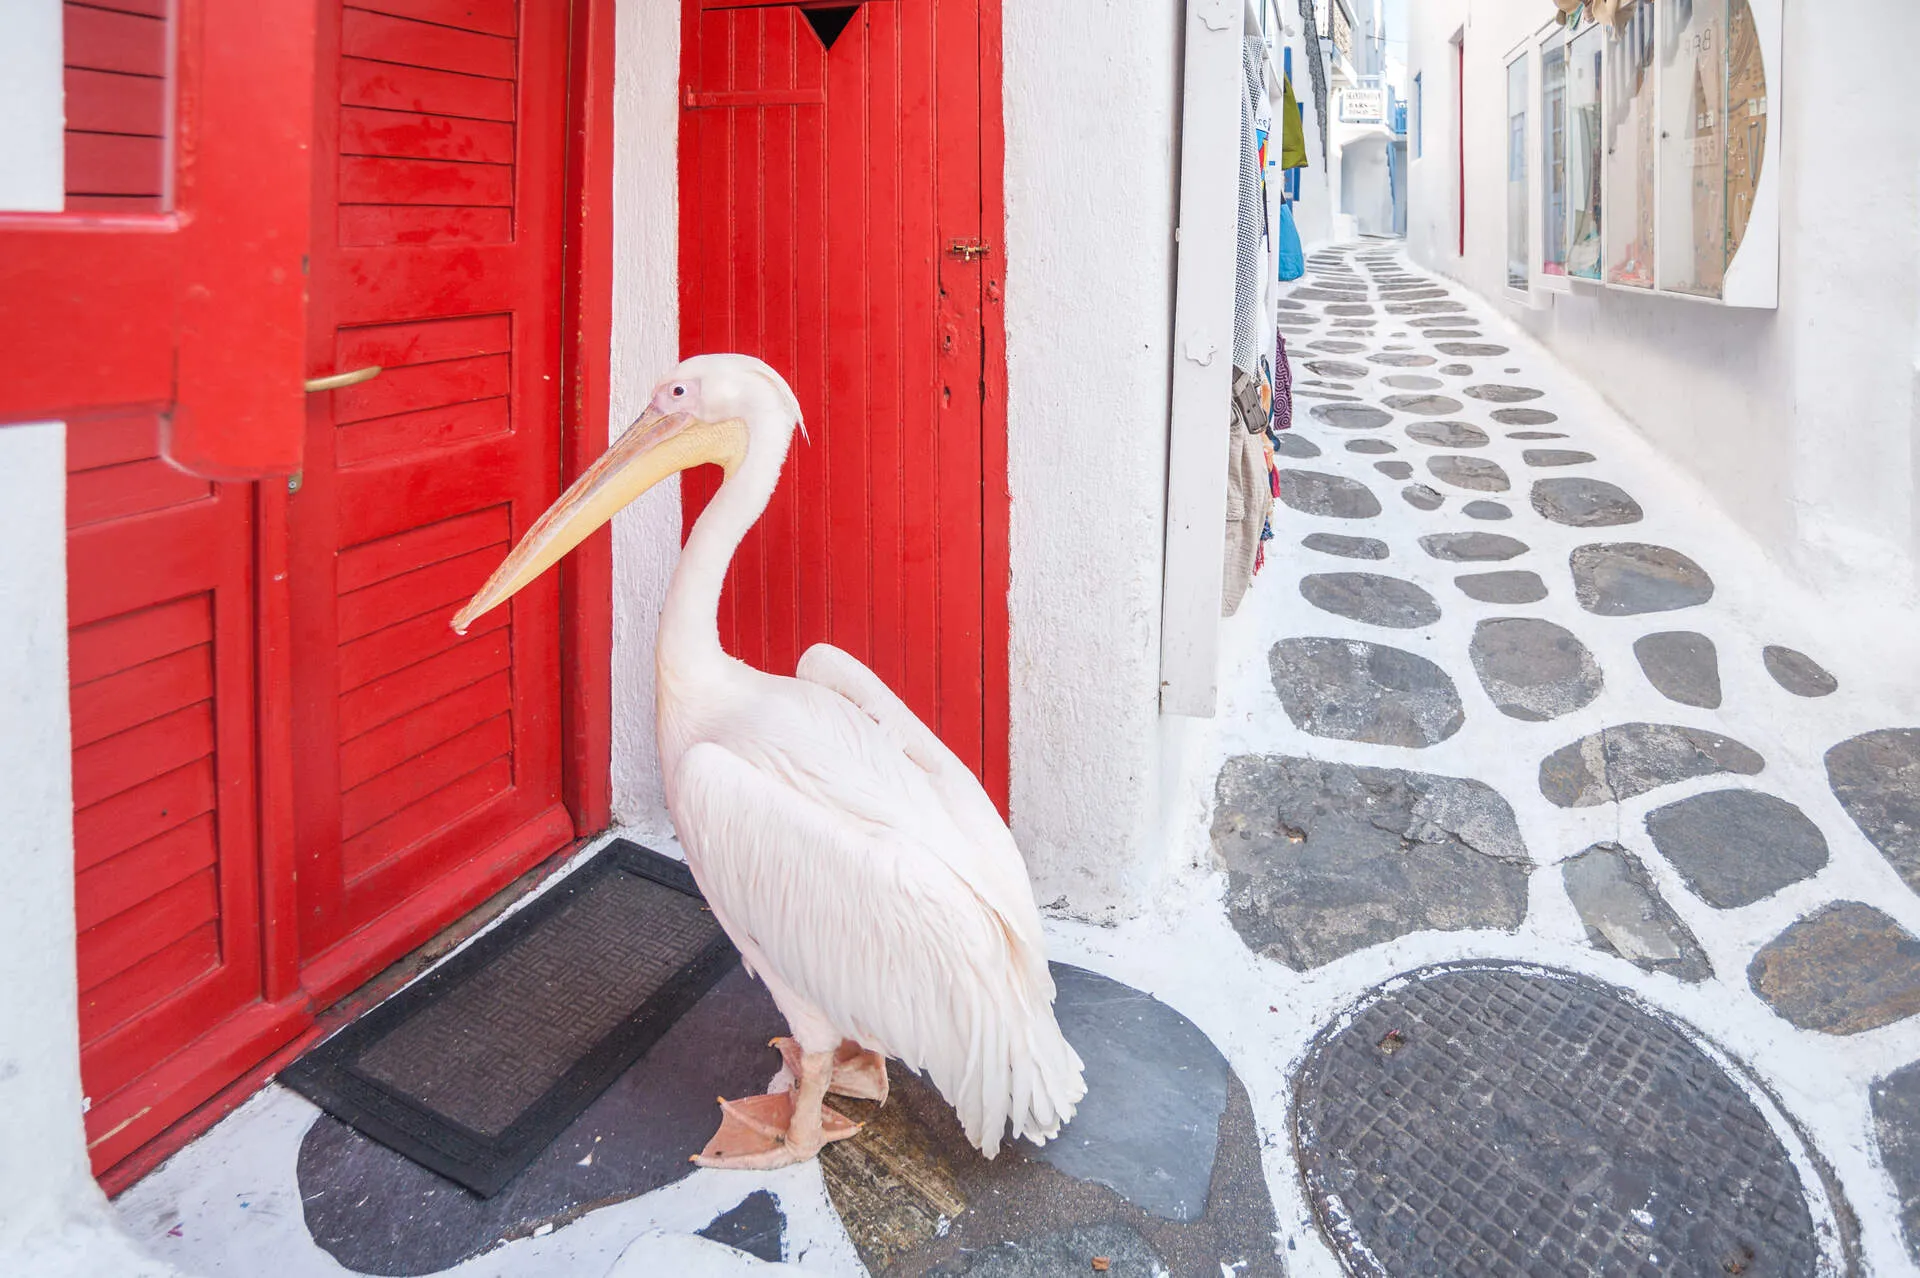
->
[1405, 0, 1920, 597]
[606, 0, 683, 841]
[1003, 0, 1185, 912]
[0, 5, 176, 1271]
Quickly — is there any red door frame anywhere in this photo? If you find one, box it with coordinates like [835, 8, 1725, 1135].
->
[89, 0, 618, 1191]
[979, 0, 1011, 812]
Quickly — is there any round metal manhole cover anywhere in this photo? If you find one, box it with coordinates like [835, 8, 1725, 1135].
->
[1293, 963, 1845, 1276]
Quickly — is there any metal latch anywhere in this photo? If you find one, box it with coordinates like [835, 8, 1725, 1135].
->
[946, 240, 992, 262]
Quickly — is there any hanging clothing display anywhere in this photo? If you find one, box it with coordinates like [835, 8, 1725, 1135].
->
[1223, 370, 1272, 617]
[1280, 75, 1309, 170]
[1223, 39, 1279, 618]
[1273, 328, 1293, 434]
[1231, 42, 1266, 379]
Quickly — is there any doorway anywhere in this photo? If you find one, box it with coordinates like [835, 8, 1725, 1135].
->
[62, 0, 611, 1180]
[676, 0, 1010, 804]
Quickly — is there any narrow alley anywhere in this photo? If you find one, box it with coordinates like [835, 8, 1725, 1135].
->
[109, 243, 1920, 1275]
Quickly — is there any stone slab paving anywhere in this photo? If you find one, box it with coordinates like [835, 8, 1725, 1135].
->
[1181, 242, 1920, 1275]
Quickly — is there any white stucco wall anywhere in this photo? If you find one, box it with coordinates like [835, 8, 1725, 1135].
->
[0, 12, 176, 1266]
[0, 0, 63, 211]
[606, 0, 683, 840]
[0, 427, 176, 1278]
[1002, 0, 1185, 913]
[1337, 130, 1396, 236]
[1405, 0, 1920, 596]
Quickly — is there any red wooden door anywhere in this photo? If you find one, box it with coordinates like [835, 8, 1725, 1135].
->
[65, 416, 280, 1174]
[678, 0, 1008, 802]
[37, 0, 612, 1185]
[291, 0, 576, 984]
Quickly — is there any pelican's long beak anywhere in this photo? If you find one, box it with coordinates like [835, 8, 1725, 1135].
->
[451, 407, 749, 634]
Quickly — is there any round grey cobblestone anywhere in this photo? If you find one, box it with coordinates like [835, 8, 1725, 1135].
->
[1750, 902, 1920, 1035]
[1491, 407, 1559, 427]
[1633, 631, 1722, 709]
[1268, 637, 1464, 748]
[1532, 477, 1644, 527]
[1298, 573, 1441, 629]
[1279, 470, 1382, 519]
[1469, 617, 1603, 721]
[1405, 421, 1489, 449]
[1382, 393, 1464, 416]
[1428, 455, 1511, 492]
[1764, 646, 1839, 698]
[1302, 533, 1389, 560]
[1310, 403, 1392, 430]
[1455, 570, 1548, 604]
[1645, 790, 1829, 908]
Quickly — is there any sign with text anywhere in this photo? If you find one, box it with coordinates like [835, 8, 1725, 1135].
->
[1340, 88, 1386, 123]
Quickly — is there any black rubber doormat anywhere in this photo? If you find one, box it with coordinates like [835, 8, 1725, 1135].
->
[280, 840, 737, 1197]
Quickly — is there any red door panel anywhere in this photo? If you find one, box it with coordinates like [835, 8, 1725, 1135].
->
[291, 0, 573, 964]
[679, 0, 1001, 792]
[65, 413, 271, 1160]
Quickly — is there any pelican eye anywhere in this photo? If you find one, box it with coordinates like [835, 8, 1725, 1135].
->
[671, 384, 687, 398]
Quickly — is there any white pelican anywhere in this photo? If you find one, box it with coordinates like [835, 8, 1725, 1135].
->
[451, 354, 1085, 1168]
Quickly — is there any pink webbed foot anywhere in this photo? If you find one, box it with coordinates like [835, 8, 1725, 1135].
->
[691, 1091, 861, 1170]
[774, 1036, 890, 1105]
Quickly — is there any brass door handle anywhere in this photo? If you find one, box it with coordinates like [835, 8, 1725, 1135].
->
[303, 366, 382, 393]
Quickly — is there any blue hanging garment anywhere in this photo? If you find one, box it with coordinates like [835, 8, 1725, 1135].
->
[1277, 201, 1305, 281]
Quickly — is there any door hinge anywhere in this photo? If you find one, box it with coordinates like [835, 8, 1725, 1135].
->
[946, 239, 992, 262]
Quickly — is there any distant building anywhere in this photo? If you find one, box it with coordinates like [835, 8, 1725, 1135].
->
[1405, 0, 1920, 592]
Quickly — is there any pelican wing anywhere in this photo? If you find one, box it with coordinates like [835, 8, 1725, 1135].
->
[793, 643, 1050, 976]
[672, 737, 1084, 1156]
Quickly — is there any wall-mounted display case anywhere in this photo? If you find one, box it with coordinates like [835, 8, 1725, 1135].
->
[1520, 0, 1777, 308]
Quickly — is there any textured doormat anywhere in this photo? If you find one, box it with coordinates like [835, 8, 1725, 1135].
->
[281, 840, 736, 1197]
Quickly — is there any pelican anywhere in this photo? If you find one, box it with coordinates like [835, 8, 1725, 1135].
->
[451, 354, 1085, 1168]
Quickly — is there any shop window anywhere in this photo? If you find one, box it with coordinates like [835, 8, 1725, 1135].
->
[1657, 0, 1726, 296]
[1724, 0, 1767, 267]
[1604, 0, 1656, 288]
[1540, 39, 1567, 276]
[1566, 24, 1604, 279]
[1505, 55, 1528, 292]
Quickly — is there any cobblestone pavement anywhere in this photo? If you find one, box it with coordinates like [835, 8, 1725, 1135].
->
[1173, 241, 1920, 1274]
[116, 243, 1920, 1275]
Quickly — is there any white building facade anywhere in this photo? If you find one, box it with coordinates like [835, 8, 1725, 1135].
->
[1405, 0, 1920, 596]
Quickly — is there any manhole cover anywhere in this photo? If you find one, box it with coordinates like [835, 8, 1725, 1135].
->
[1293, 963, 1844, 1276]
